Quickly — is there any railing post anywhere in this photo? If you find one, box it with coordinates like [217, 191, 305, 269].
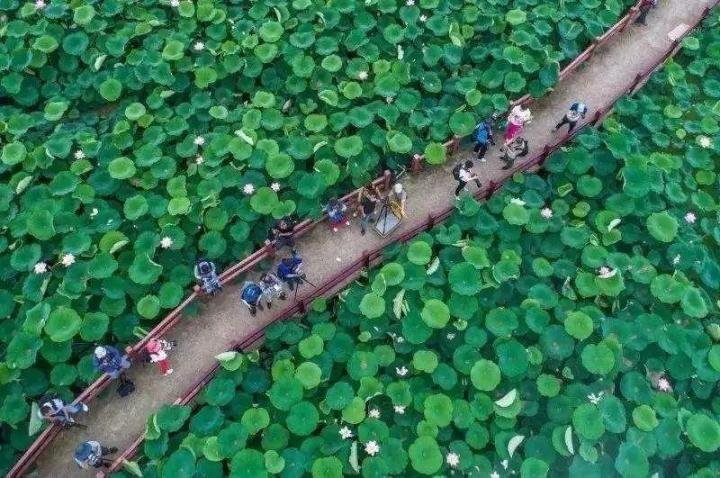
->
[411, 154, 423, 174]
[449, 136, 460, 156]
[362, 251, 370, 268]
[628, 73, 642, 94]
[542, 144, 551, 160]
[591, 110, 602, 126]
[383, 169, 392, 190]
[298, 299, 306, 314]
[427, 214, 435, 228]
[488, 181, 496, 193]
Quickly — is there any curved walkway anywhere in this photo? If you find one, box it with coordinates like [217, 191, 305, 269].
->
[29, 1, 714, 475]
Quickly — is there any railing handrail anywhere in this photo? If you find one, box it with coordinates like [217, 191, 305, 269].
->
[12, 0, 699, 474]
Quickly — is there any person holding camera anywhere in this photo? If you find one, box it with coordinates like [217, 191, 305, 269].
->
[37, 393, 88, 428]
[260, 272, 287, 306]
[145, 338, 174, 376]
[277, 253, 304, 291]
[194, 258, 222, 295]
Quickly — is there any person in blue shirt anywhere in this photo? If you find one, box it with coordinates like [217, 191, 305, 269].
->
[473, 119, 495, 161]
[240, 281, 266, 316]
[92, 345, 131, 380]
[277, 253, 304, 291]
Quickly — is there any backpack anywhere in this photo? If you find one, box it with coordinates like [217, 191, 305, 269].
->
[241, 284, 263, 304]
[570, 102, 587, 114]
[452, 163, 463, 181]
[117, 379, 135, 397]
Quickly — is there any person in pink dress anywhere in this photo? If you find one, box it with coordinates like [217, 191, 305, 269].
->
[503, 105, 532, 148]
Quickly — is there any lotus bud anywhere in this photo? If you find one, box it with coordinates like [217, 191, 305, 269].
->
[453, 319, 467, 331]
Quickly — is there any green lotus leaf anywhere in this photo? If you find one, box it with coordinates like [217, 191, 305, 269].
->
[614, 442, 648, 478]
[230, 449, 266, 477]
[506, 9, 528, 24]
[334, 135, 363, 158]
[2, 142, 27, 165]
[286, 401, 319, 436]
[564, 311, 593, 340]
[687, 414, 720, 452]
[156, 405, 192, 432]
[408, 241, 432, 265]
[470, 359, 501, 391]
[137, 295, 160, 319]
[359, 292, 385, 319]
[295, 362, 322, 389]
[409, 436, 443, 475]
[421, 299, 450, 329]
[631, 405, 658, 432]
[646, 212, 678, 243]
[44, 306, 82, 342]
[413, 350, 438, 373]
[386, 131, 413, 153]
[241, 407, 270, 435]
[424, 393, 453, 427]
[311, 457, 342, 478]
[125, 102, 147, 121]
[581, 343, 615, 375]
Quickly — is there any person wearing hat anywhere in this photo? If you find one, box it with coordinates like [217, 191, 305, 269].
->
[145, 338, 173, 376]
[387, 183, 407, 219]
[92, 345, 131, 380]
[73, 440, 117, 470]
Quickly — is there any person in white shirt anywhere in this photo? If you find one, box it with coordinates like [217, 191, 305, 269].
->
[553, 102, 588, 133]
[453, 160, 482, 197]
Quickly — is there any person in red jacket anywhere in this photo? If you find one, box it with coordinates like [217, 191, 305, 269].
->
[635, 0, 657, 25]
[146, 338, 173, 376]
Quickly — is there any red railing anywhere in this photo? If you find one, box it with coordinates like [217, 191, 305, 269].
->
[10, 1, 711, 475]
[101, 3, 720, 472]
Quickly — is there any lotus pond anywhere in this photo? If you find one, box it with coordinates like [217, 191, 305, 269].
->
[115, 15, 720, 478]
[0, 0, 637, 467]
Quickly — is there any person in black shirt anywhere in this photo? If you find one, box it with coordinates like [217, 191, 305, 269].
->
[266, 217, 296, 253]
[357, 186, 380, 236]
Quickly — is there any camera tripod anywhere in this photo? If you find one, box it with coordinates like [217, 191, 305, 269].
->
[292, 274, 316, 301]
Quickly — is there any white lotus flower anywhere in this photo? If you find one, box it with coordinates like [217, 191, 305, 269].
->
[90, 208, 99, 218]
[657, 377, 672, 392]
[419, 14, 427, 22]
[405, 0, 414, 5]
[446, 333, 456, 340]
[193, 41, 205, 51]
[195, 155, 204, 165]
[194, 136, 205, 146]
[34, 262, 48, 274]
[339, 426, 353, 440]
[160, 236, 173, 249]
[540, 207, 553, 219]
[393, 405, 405, 414]
[169, 0, 179, 6]
[368, 408, 380, 419]
[386, 96, 394, 104]
[61, 254, 75, 267]
[74, 150, 85, 159]
[396, 366, 409, 377]
[270, 182, 281, 192]
[587, 391, 604, 405]
[365, 441, 380, 456]
[490, 471, 500, 478]
[698, 135, 712, 148]
[684, 212, 696, 224]
[358, 71, 368, 81]
[34, 0, 45, 9]
[598, 266, 617, 279]
[396, 336, 404, 343]
[446, 452, 460, 468]
[510, 197, 526, 206]
[243, 183, 255, 195]
[672, 255, 681, 266]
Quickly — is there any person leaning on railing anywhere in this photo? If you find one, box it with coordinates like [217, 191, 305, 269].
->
[73, 440, 117, 471]
[37, 393, 88, 428]
[93, 345, 131, 381]
[387, 183, 407, 219]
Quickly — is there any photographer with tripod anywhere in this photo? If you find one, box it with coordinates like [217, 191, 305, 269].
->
[276, 252, 312, 294]
[194, 258, 222, 296]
